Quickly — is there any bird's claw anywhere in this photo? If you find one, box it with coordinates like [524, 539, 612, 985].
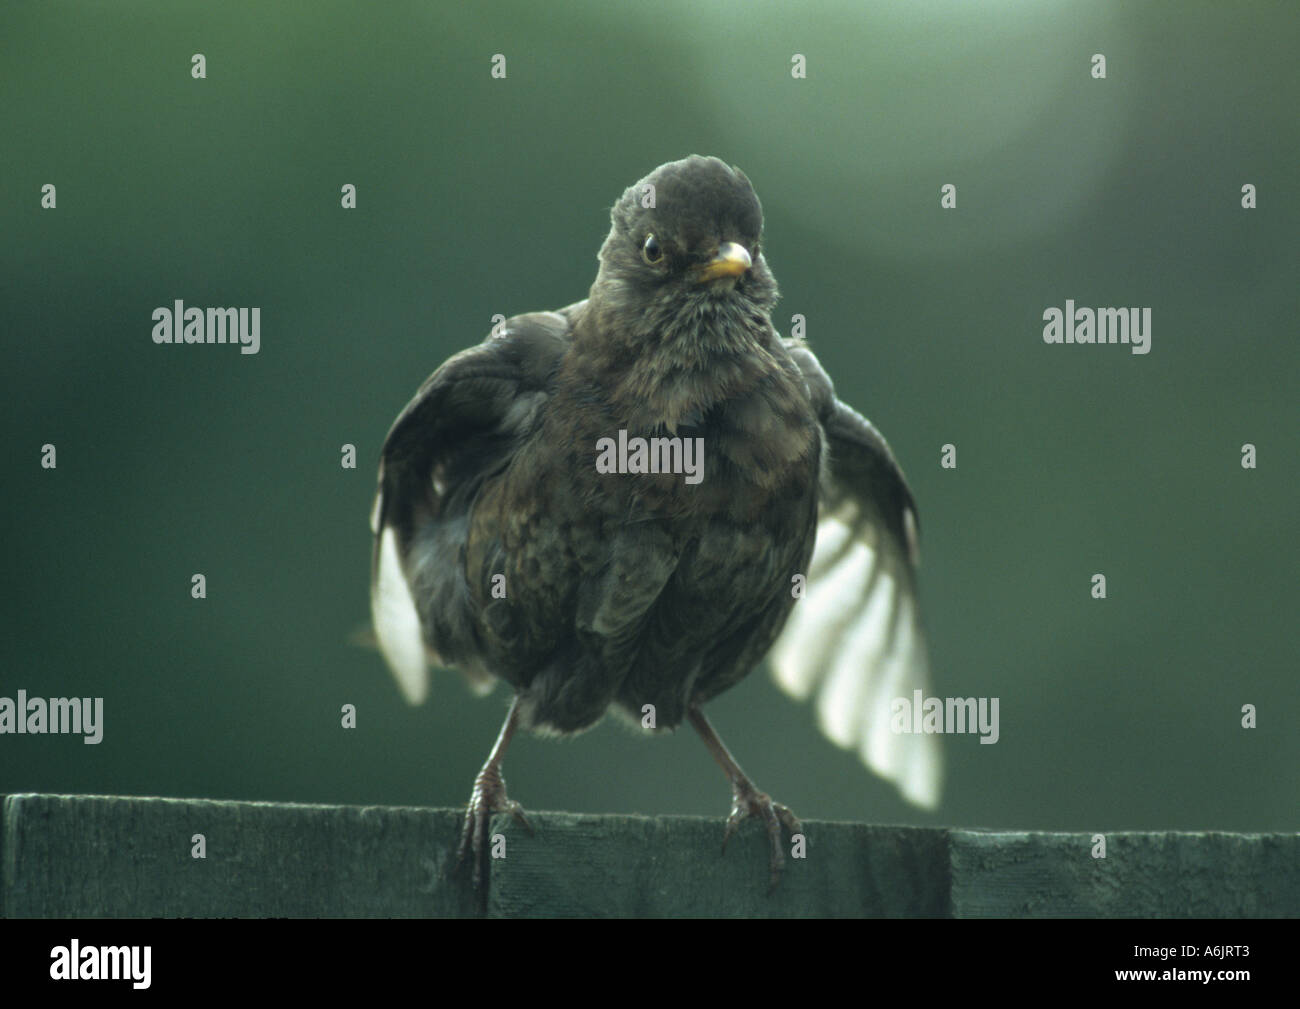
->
[721, 780, 803, 890]
[455, 766, 532, 889]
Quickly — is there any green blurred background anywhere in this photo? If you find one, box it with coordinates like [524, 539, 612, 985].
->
[3, 1, 1296, 834]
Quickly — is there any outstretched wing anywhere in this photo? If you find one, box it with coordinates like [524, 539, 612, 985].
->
[770, 342, 941, 809]
[369, 310, 573, 704]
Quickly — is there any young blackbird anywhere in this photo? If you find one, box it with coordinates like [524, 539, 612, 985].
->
[370, 155, 939, 887]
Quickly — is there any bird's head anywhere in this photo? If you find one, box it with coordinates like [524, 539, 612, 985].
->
[591, 156, 779, 345]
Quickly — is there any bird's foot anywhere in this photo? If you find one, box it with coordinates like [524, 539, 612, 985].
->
[721, 780, 803, 890]
[455, 765, 532, 889]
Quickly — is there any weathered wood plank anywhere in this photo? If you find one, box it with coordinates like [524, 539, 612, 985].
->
[949, 829, 1299, 918]
[3, 795, 1293, 917]
[2, 794, 476, 918]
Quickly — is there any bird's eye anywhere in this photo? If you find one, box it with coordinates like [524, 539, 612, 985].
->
[641, 234, 663, 265]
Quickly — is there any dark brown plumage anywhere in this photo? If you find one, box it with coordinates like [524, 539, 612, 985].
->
[371, 156, 938, 887]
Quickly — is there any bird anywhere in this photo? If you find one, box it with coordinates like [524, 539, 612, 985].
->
[369, 155, 939, 888]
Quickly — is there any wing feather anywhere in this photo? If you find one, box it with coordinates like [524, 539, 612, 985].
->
[771, 343, 942, 809]
[369, 310, 573, 703]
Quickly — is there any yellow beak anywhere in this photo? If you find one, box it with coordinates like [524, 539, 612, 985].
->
[695, 242, 752, 283]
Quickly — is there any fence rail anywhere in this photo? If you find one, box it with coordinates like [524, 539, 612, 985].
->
[3, 794, 1294, 917]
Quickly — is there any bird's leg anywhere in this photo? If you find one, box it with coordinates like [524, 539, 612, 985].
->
[688, 705, 803, 889]
[456, 694, 533, 888]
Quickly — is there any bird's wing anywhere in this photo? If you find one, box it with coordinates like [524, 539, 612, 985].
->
[370, 309, 573, 704]
[770, 342, 942, 809]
